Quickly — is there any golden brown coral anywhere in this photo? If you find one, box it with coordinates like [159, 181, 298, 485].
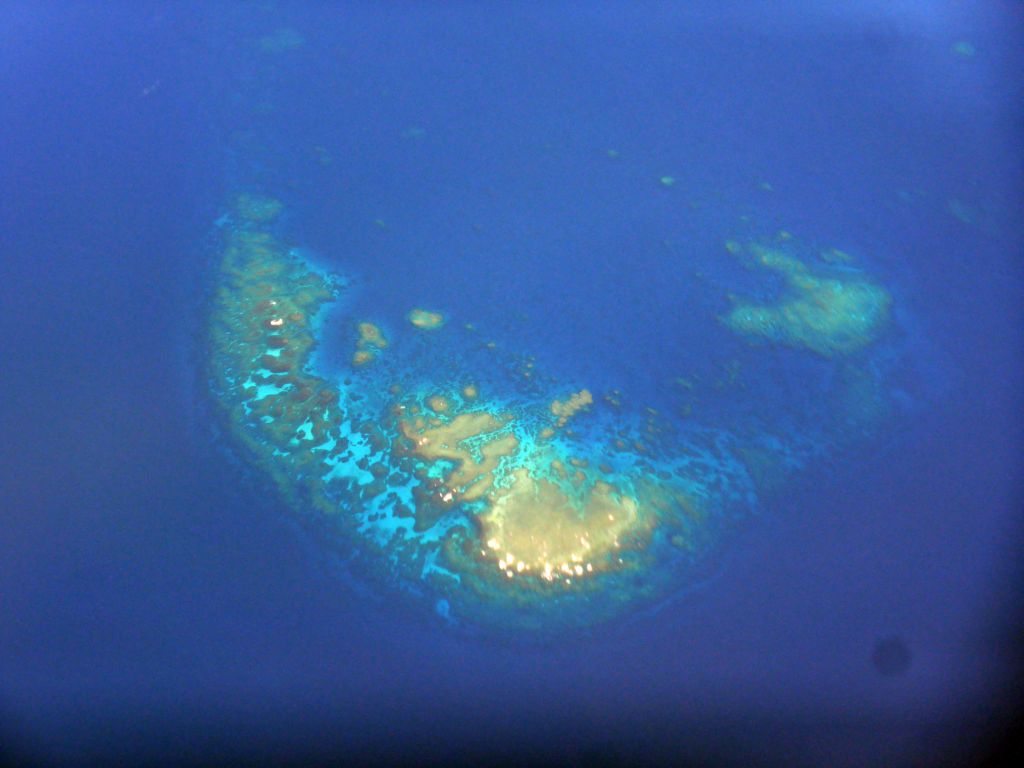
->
[550, 389, 593, 428]
[724, 243, 891, 357]
[477, 468, 649, 582]
[400, 411, 517, 502]
[407, 308, 445, 330]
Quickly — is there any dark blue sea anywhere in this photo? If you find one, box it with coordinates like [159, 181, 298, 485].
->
[2, 3, 1022, 766]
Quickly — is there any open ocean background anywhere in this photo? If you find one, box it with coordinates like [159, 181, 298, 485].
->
[2, 2, 1022, 766]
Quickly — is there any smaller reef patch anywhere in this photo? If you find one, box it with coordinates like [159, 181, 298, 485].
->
[550, 389, 594, 428]
[724, 241, 891, 357]
[408, 308, 445, 330]
[353, 321, 388, 366]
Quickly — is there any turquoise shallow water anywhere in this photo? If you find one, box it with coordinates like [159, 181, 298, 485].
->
[2, 2, 1022, 765]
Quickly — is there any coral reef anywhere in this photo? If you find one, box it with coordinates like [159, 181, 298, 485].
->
[234, 194, 283, 223]
[399, 410, 518, 503]
[408, 308, 445, 330]
[207, 197, 905, 633]
[478, 467, 650, 583]
[724, 242, 891, 356]
[550, 389, 593, 428]
[353, 321, 387, 366]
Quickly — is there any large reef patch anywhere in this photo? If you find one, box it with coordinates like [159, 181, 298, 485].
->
[207, 196, 907, 635]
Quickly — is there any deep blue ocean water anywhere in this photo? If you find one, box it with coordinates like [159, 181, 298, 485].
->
[2, 3, 1022, 766]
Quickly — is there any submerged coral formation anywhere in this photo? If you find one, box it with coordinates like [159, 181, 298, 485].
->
[234, 193, 284, 223]
[206, 211, 911, 633]
[408, 308, 445, 330]
[207, 208, 773, 631]
[208, 227, 344, 503]
[200, 13, 923, 637]
[399, 409, 518, 503]
[550, 389, 593, 428]
[724, 242, 891, 356]
[353, 321, 387, 366]
[478, 467, 650, 583]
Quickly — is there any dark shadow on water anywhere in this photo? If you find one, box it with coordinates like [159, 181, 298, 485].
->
[872, 635, 913, 677]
